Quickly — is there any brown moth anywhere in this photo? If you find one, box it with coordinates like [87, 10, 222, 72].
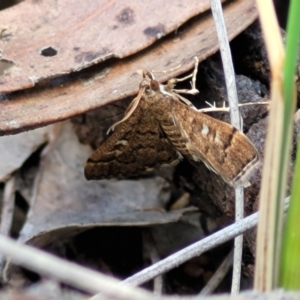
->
[85, 58, 259, 187]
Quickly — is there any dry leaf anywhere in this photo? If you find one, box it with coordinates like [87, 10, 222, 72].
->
[0, 127, 50, 181]
[19, 121, 196, 247]
[0, 0, 216, 93]
[0, 0, 257, 135]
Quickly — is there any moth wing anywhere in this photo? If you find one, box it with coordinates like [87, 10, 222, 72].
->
[85, 106, 181, 180]
[171, 103, 259, 187]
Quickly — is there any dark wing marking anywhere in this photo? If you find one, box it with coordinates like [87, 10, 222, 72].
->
[84, 105, 181, 180]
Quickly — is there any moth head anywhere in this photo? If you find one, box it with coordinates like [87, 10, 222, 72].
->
[139, 78, 161, 97]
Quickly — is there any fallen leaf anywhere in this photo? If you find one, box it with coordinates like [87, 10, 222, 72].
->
[0, 127, 50, 181]
[0, 0, 257, 135]
[19, 121, 196, 247]
[0, 0, 216, 93]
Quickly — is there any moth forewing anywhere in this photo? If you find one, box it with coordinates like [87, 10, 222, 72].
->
[148, 84, 259, 188]
[180, 104, 259, 187]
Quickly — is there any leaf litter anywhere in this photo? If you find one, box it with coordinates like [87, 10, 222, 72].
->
[14, 122, 198, 246]
[4, 121, 202, 290]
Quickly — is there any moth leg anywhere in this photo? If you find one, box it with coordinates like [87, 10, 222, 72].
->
[169, 57, 199, 86]
[171, 88, 199, 95]
[168, 57, 199, 94]
[168, 57, 199, 84]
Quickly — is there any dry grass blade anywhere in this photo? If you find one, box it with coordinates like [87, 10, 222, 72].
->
[122, 197, 289, 287]
[199, 249, 233, 295]
[123, 213, 258, 286]
[254, 0, 285, 291]
[0, 176, 15, 270]
[210, 0, 244, 293]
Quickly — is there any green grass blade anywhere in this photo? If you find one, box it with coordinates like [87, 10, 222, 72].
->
[279, 0, 300, 290]
[281, 137, 300, 289]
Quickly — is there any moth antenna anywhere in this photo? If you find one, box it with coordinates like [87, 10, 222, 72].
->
[143, 70, 155, 80]
[107, 87, 145, 134]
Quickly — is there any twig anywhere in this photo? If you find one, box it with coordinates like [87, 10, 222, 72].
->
[210, 0, 241, 129]
[0, 177, 16, 236]
[0, 234, 154, 300]
[0, 176, 16, 271]
[122, 197, 289, 287]
[232, 188, 244, 294]
[123, 211, 256, 286]
[0, 199, 290, 300]
[210, 0, 244, 293]
[143, 230, 163, 295]
[199, 249, 233, 295]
